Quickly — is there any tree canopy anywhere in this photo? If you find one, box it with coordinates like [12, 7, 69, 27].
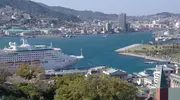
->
[16, 64, 44, 80]
[1, 73, 138, 100]
[0, 69, 12, 84]
[54, 74, 138, 100]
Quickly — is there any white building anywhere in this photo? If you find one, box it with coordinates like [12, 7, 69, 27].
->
[170, 73, 180, 88]
[86, 66, 130, 80]
[135, 71, 152, 86]
[118, 13, 127, 31]
[170, 67, 180, 88]
[22, 13, 31, 20]
[144, 76, 154, 86]
[105, 23, 112, 32]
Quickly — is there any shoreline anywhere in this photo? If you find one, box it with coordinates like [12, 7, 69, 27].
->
[115, 44, 142, 52]
[0, 32, 148, 38]
[115, 44, 170, 62]
[119, 52, 169, 62]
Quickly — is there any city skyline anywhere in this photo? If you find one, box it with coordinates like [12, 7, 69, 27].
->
[32, 0, 180, 16]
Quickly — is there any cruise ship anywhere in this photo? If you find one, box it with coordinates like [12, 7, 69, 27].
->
[0, 39, 84, 70]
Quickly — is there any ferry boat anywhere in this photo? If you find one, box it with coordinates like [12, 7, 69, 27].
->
[0, 38, 84, 70]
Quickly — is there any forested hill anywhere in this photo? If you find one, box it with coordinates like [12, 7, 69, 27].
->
[0, 0, 81, 22]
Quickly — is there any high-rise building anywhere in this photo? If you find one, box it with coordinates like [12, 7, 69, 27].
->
[105, 23, 112, 32]
[126, 23, 131, 32]
[118, 13, 127, 31]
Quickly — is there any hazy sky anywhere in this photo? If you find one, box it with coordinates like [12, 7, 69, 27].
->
[32, 0, 180, 16]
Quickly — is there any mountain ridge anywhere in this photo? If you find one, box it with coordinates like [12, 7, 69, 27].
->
[0, 0, 180, 21]
[0, 0, 81, 22]
[36, 2, 118, 21]
[50, 6, 118, 20]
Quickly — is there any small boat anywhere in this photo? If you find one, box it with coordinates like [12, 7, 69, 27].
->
[103, 34, 108, 38]
[24, 36, 36, 38]
[144, 61, 156, 64]
[63, 34, 75, 38]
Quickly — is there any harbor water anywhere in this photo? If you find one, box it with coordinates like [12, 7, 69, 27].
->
[0, 32, 155, 73]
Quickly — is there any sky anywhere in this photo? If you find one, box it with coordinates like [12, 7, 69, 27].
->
[32, 0, 180, 16]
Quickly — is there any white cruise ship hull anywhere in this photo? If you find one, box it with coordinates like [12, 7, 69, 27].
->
[41, 57, 80, 70]
[0, 39, 84, 71]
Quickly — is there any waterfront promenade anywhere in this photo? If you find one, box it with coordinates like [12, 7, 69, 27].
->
[115, 44, 170, 62]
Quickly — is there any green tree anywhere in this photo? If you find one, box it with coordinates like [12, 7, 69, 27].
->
[0, 84, 27, 100]
[54, 74, 138, 100]
[155, 45, 158, 49]
[42, 85, 56, 100]
[0, 69, 12, 84]
[0, 81, 52, 100]
[16, 64, 44, 80]
[31, 66, 45, 79]
[14, 82, 43, 100]
[16, 64, 32, 79]
[54, 74, 84, 88]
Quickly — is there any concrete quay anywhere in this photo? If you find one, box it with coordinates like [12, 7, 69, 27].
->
[115, 44, 142, 52]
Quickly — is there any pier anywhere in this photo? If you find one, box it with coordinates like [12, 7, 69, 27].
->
[115, 44, 142, 52]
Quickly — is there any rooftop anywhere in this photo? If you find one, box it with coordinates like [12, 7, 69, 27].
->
[156, 65, 174, 71]
[103, 68, 128, 76]
[146, 76, 154, 80]
[110, 70, 128, 76]
[104, 68, 117, 73]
